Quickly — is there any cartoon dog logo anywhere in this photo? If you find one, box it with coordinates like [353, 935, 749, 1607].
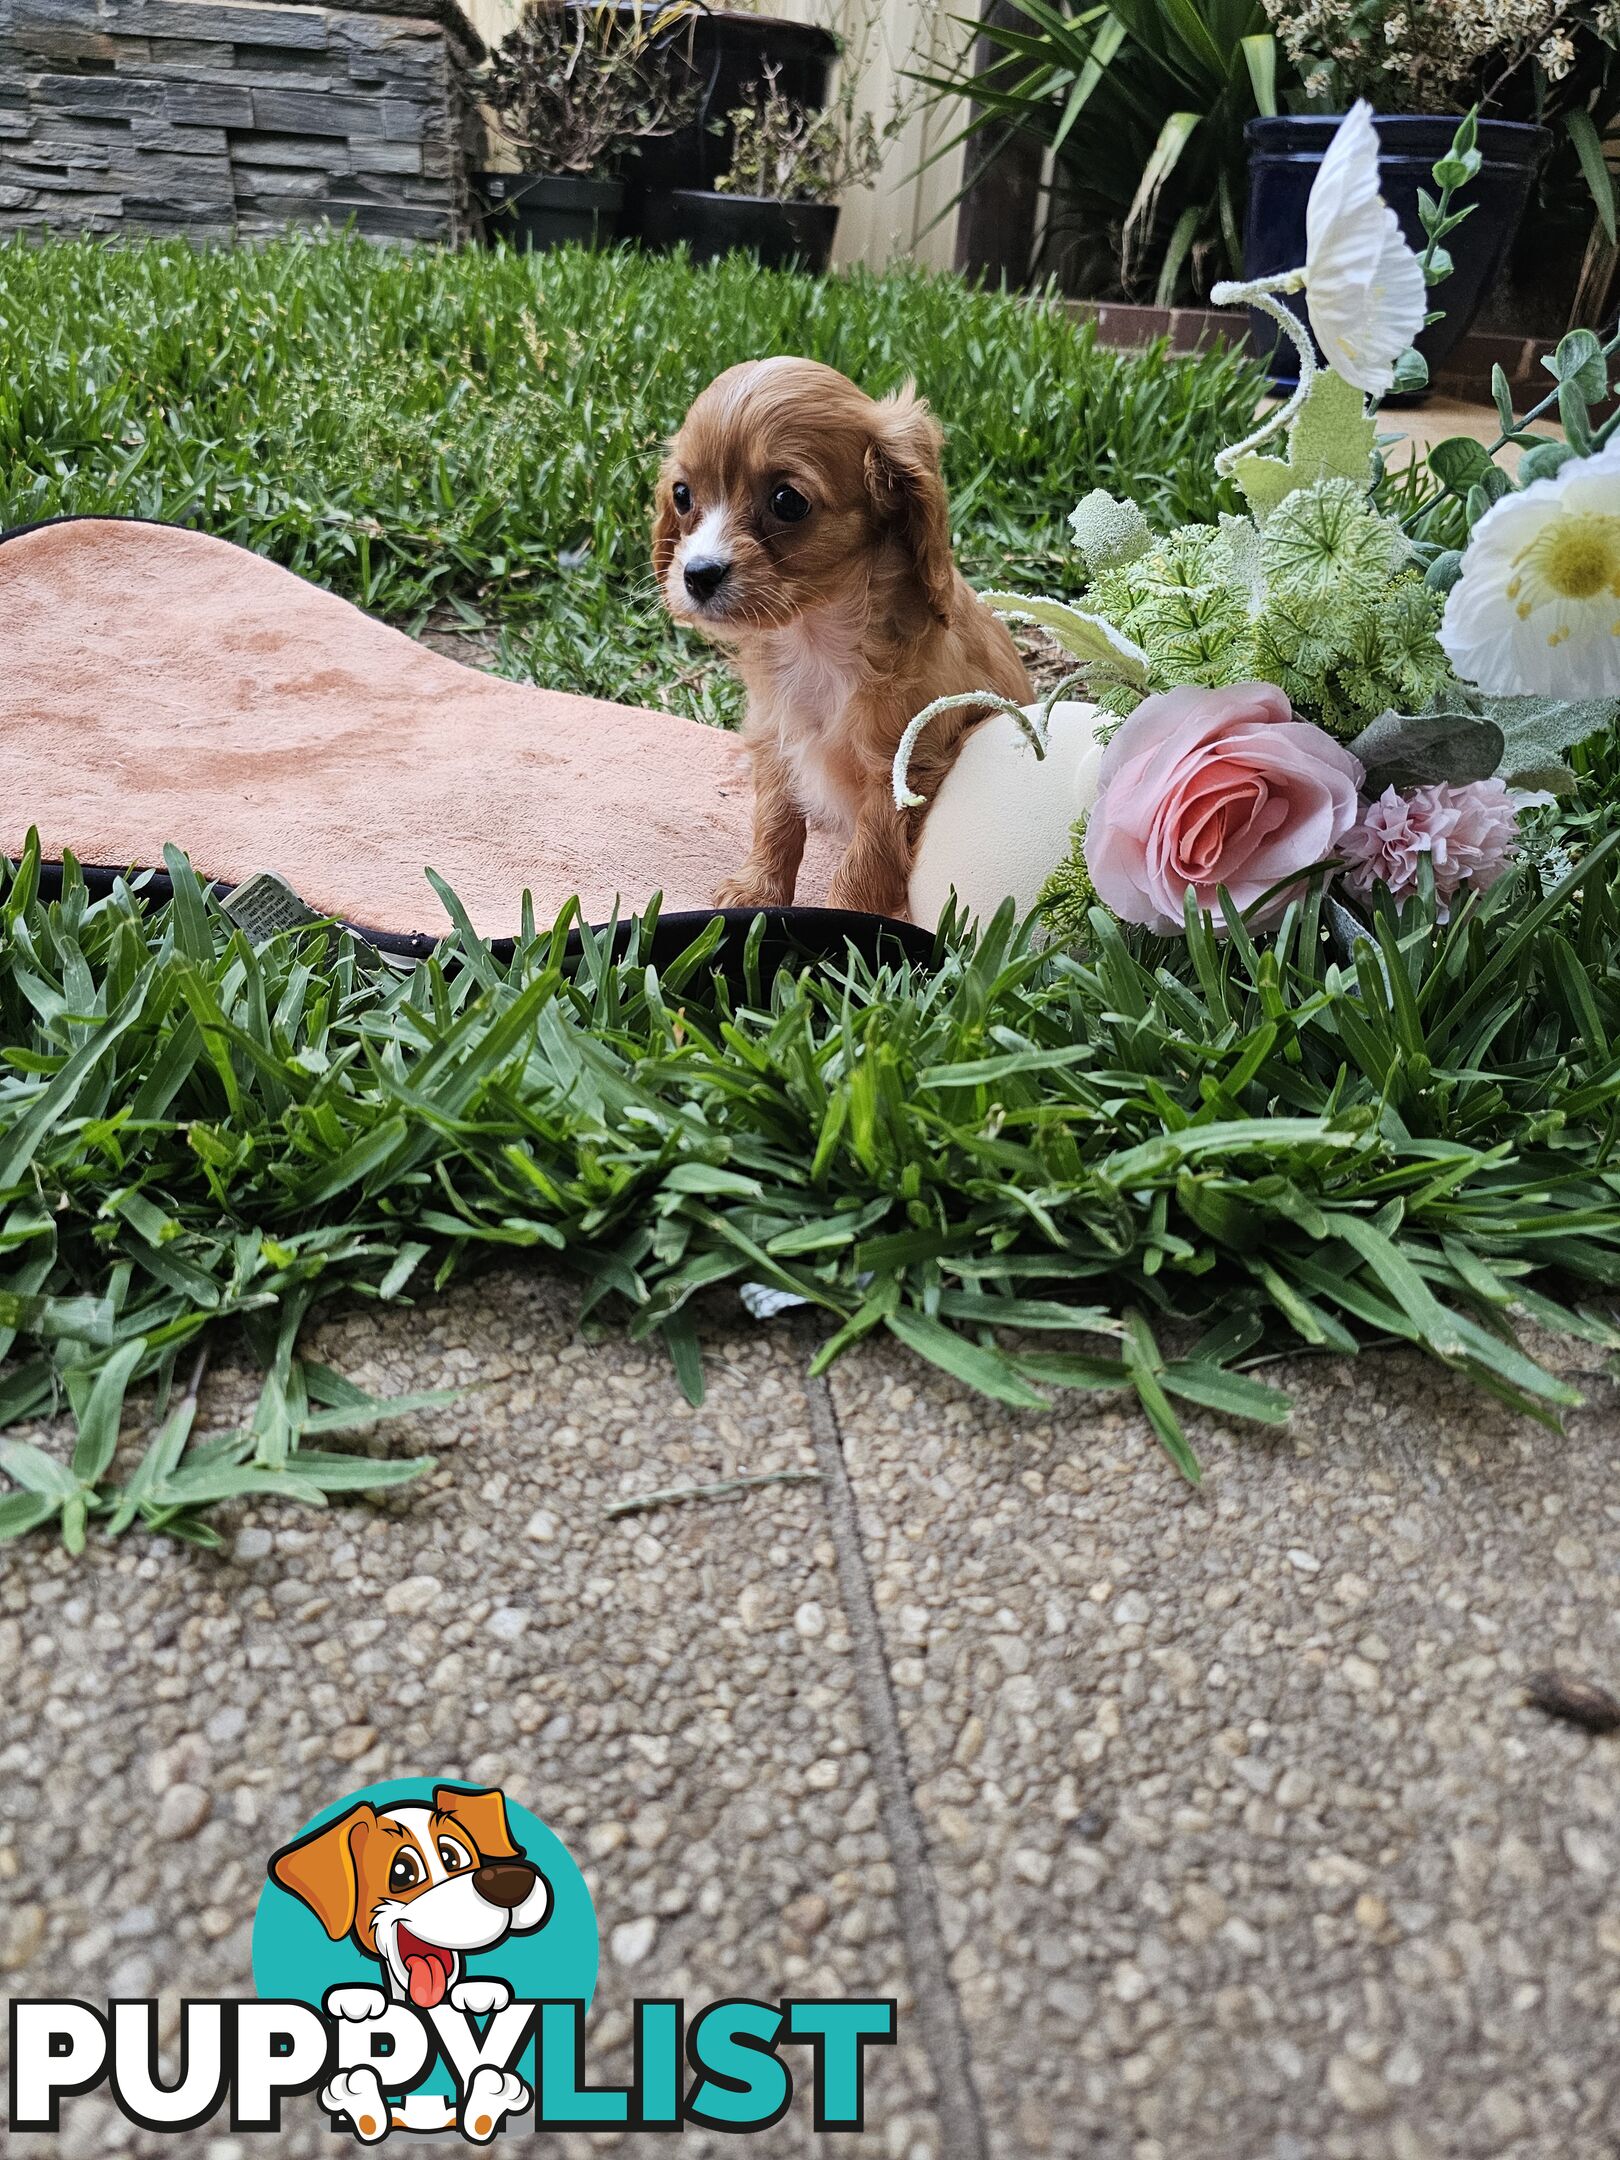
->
[268, 1783, 553, 2140]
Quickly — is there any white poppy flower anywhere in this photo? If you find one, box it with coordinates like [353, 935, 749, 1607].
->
[1304, 101, 1427, 398]
[1440, 440, 1620, 697]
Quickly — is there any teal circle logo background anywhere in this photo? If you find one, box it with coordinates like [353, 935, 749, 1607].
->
[252, 1780, 597, 2092]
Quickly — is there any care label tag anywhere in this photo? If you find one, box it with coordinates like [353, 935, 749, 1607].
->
[219, 870, 328, 943]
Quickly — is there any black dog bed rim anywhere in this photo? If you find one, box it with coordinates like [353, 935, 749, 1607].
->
[29, 861, 937, 977]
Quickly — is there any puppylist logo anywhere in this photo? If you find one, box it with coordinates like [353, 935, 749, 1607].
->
[8, 1779, 896, 2143]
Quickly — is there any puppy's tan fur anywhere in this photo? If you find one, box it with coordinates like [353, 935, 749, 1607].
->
[654, 357, 1031, 917]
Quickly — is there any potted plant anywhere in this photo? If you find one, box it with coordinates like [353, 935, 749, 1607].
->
[592, 1, 842, 205]
[1242, 1, 1620, 382]
[636, 5, 912, 272]
[634, 64, 863, 269]
[915, 2, 1298, 306]
[476, 0, 703, 250]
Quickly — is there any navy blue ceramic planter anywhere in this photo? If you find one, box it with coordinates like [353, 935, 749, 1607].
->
[1243, 114, 1548, 393]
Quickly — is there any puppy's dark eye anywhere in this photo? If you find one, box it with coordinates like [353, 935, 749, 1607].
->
[671, 481, 692, 516]
[769, 484, 810, 524]
[389, 1851, 422, 1894]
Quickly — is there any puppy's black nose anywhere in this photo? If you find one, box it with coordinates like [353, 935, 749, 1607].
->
[473, 1861, 537, 1910]
[683, 555, 730, 603]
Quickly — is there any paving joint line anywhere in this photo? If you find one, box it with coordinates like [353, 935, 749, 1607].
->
[804, 1370, 991, 2160]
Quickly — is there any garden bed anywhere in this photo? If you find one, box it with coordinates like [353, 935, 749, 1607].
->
[1064, 298, 1559, 403]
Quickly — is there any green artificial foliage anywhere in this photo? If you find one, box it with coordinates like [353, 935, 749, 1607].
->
[1347, 708, 1505, 795]
[1489, 694, 1620, 786]
[1034, 818, 1102, 948]
[1068, 488, 1152, 574]
[1081, 478, 1453, 736]
[1089, 525, 1255, 713]
[1230, 371, 1378, 521]
[1249, 570, 1451, 738]
[1258, 475, 1396, 607]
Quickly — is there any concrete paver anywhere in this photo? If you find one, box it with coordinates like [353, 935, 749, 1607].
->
[2, 1271, 1618, 2158]
[0, 1277, 940, 2159]
[826, 1331, 1620, 2158]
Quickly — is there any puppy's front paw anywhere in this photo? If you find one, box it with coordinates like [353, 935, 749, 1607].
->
[714, 873, 791, 911]
[461, 2066, 530, 2143]
[449, 1977, 512, 2016]
[325, 1984, 389, 2023]
[322, 2065, 391, 2142]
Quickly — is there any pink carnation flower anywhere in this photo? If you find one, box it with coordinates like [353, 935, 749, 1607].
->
[1083, 681, 1364, 933]
[1338, 779, 1521, 913]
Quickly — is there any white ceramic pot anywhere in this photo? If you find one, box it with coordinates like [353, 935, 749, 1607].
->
[907, 700, 1106, 930]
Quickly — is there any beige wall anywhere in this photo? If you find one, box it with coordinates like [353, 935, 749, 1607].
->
[462, 0, 969, 270]
[770, 0, 967, 272]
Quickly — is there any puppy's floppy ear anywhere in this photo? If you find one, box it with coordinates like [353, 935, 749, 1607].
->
[651, 461, 682, 585]
[268, 1803, 375, 1941]
[434, 1784, 521, 1862]
[865, 382, 954, 625]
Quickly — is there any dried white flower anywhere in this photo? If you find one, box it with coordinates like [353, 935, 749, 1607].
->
[1263, 0, 1611, 111]
[1539, 28, 1576, 75]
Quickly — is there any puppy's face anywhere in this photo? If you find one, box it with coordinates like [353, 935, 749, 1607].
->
[269, 1784, 553, 2009]
[654, 358, 955, 637]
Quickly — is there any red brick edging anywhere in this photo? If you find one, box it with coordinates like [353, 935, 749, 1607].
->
[1063, 299, 1555, 397]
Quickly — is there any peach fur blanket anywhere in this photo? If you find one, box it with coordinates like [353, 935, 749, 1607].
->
[0, 519, 839, 937]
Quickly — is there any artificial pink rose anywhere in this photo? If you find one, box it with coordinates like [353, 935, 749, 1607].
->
[1338, 778, 1520, 915]
[1083, 682, 1364, 933]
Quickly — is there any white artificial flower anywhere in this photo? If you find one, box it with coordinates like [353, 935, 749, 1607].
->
[1304, 101, 1427, 398]
[1440, 440, 1620, 698]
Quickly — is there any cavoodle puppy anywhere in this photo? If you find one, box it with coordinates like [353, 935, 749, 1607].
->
[654, 357, 1031, 917]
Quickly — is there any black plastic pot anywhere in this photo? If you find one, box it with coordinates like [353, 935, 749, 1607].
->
[1242, 114, 1548, 392]
[475, 172, 624, 251]
[585, 4, 839, 200]
[637, 188, 840, 273]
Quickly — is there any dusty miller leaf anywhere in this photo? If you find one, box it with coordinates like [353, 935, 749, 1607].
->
[1232, 371, 1377, 524]
[1347, 709, 1505, 794]
[982, 593, 1150, 685]
[1508, 763, 1578, 797]
[1484, 695, 1620, 781]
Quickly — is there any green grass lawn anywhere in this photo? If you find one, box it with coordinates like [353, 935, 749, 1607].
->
[0, 233, 1264, 721]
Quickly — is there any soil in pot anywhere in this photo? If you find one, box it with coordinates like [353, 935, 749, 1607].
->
[476, 172, 624, 251]
[636, 189, 840, 274]
[1242, 114, 1548, 391]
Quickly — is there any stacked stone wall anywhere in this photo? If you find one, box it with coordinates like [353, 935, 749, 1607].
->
[0, 0, 482, 243]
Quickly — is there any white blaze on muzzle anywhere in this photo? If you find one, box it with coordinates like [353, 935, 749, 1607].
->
[674, 505, 734, 607]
